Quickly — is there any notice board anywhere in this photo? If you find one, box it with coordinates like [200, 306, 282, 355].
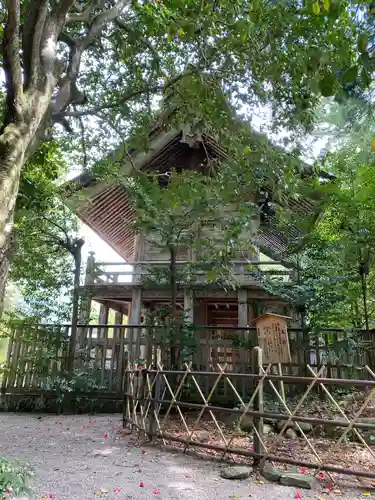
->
[252, 313, 291, 364]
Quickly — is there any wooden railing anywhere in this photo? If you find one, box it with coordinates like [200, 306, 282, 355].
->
[91, 260, 295, 286]
[1, 323, 374, 398]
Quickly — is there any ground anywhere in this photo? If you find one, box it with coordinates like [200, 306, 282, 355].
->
[0, 413, 370, 500]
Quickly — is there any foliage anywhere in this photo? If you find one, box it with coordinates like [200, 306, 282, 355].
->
[126, 165, 259, 288]
[0, 1, 371, 308]
[8, 142, 80, 322]
[264, 132, 375, 331]
[143, 307, 198, 363]
[0, 457, 32, 500]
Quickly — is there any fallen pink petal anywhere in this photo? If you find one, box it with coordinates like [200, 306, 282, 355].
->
[141, 449, 146, 454]
[114, 488, 121, 493]
[299, 467, 308, 474]
[295, 493, 302, 499]
[103, 433, 109, 439]
[152, 489, 161, 495]
[49, 494, 56, 499]
[140, 482, 145, 487]
[317, 472, 325, 480]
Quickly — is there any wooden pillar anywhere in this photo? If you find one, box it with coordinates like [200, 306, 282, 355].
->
[184, 288, 194, 323]
[79, 251, 95, 322]
[238, 289, 249, 373]
[129, 288, 142, 362]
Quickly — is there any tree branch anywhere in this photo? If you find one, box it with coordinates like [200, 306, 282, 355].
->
[74, 105, 88, 170]
[114, 19, 160, 63]
[23, 0, 50, 88]
[66, 0, 106, 24]
[56, 69, 197, 119]
[51, 0, 131, 118]
[4, 0, 23, 108]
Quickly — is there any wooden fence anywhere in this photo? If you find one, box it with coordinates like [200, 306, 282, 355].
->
[0, 322, 374, 401]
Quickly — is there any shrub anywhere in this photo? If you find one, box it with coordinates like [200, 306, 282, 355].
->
[0, 457, 33, 499]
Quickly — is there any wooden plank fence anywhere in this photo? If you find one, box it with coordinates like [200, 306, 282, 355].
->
[0, 323, 374, 402]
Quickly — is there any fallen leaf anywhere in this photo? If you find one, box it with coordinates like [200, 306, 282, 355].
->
[40, 460, 44, 464]
[317, 498, 326, 500]
[258, 480, 264, 485]
[103, 433, 109, 439]
[363, 494, 371, 497]
[99, 487, 108, 494]
[295, 493, 302, 499]
[232, 495, 241, 498]
[113, 488, 121, 493]
[140, 482, 145, 488]
[152, 489, 161, 495]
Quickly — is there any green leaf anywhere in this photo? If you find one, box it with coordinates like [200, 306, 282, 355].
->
[319, 73, 336, 97]
[358, 33, 368, 54]
[340, 66, 358, 85]
[360, 67, 371, 89]
[323, 0, 330, 11]
[312, 2, 320, 14]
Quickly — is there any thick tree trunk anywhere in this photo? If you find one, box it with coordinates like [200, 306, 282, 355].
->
[0, 231, 14, 316]
[0, 128, 28, 314]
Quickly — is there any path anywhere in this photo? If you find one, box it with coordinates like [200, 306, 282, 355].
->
[0, 414, 366, 499]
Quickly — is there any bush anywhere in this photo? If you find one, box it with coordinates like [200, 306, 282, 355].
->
[0, 457, 33, 499]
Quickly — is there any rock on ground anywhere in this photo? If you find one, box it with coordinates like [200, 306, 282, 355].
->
[280, 472, 316, 489]
[262, 465, 282, 482]
[220, 466, 253, 480]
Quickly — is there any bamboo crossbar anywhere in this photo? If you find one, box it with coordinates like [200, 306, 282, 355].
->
[125, 395, 375, 431]
[137, 368, 375, 387]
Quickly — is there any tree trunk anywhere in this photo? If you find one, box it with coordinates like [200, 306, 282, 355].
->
[0, 231, 14, 316]
[169, 245, 179, 367]
[67, 239, 84, 373]
[0, 131, 28, 314]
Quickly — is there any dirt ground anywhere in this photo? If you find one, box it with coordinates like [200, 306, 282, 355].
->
[0, 413, 371, 500]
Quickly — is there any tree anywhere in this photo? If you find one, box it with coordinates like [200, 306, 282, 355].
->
[126, 164, 259, 364]
[0, 0, 364, 312]
[10, 141, 80, 324]
[264, 140, 375, 331]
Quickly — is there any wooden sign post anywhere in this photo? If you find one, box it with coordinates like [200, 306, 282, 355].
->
[250, 313, 292, 402]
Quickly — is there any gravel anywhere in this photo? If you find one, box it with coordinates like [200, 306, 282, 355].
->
[0, 413, 369, 499]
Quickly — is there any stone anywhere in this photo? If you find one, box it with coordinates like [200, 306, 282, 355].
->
[238, 415, 254, 433]
[220, 466, 253, 480]
[263, 424, 274, 435]
[285, 428, 298, 439]
[275, 420, 312, 433]
[262, 464, 282, 482]
[295, 421, 313, 433]
[361, 430, 375, 445]
[280, 472, 316, 489]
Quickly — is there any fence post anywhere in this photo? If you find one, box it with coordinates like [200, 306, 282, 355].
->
[252, 346, 264, 463]
[148, 368, 161, 442]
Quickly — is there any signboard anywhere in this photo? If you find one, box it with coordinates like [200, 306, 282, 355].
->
[251, 313, 291, 364]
